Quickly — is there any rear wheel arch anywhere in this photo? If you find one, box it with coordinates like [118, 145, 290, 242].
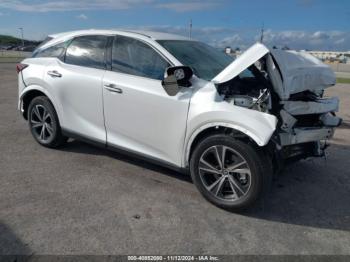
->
[21, 88, 59, 121]
[27, 96, 67, 148]
[22, 90, 47, 120]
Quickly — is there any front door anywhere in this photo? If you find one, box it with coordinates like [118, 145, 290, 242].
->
[103, 35, 191, 166]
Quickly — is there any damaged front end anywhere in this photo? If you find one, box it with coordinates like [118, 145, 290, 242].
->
[213, 43, 341, 165]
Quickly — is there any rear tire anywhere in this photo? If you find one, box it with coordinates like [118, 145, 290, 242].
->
[28, 96, 67, 148]
[190, 134, 272, 211]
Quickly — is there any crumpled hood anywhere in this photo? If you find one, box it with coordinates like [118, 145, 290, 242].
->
[212, 43, 269, 84]
[212, 42, 336, 100]
[268, 49, 336, 100]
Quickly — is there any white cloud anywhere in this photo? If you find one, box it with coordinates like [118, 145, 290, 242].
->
[311, 31, 330, 40]
[259, 30, 350, 51]
[207, 34, 244, 49]
[0, 0, 220, 12]
[124, 26, 350, 51]
[132, 25, 237, 36]
[0, 0, 154, 12]
[76, 13, 88, 20]
[335, 38, 345, 45]
[156, 1, 220, 12]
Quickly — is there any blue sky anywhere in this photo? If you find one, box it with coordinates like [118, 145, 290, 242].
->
[0, 0, 349, 50]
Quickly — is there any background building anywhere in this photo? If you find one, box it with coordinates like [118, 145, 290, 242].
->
[306, 51, 350, 64]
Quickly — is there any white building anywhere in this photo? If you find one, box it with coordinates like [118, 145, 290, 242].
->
[306, 50, 350, 63]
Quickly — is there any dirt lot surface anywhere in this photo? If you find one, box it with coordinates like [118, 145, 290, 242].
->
[0, 63, 349, 255]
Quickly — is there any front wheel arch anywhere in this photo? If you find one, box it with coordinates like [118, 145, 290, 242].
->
[185, 124, 265, 168]
[189, 133, 273, 210]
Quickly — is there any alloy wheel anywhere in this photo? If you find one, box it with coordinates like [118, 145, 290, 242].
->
[30, 104, 54, 143]
[198, 145, 252, 201]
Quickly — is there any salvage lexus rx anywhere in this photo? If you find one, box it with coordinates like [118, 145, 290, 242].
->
[17, 30, 341, 210]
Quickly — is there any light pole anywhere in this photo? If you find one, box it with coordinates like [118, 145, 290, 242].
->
[18, 27, 24, 48]
[189, 19, 192, 40]
[260, 22, 264, 43]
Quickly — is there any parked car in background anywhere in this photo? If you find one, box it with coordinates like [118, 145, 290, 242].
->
[20, 45, 37, 52]
[16, 30, 341, 210]
[5, 45, 17, 50]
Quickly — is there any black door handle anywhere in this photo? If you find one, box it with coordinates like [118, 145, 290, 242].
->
[47, 70, 62, 78]
[104, 84, 123, 94]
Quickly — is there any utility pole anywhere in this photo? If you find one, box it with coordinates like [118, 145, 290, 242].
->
[260, 22, 264, 43]
[18, 27, 24, 48]
[189, 19, 192, 39]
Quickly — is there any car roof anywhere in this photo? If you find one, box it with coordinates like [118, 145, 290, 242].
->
[49, 29, 190, 41]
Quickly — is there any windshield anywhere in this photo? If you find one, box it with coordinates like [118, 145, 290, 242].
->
[157, 40, 234, 81]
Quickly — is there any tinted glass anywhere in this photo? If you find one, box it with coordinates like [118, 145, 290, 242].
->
[65, 35, 107, 70]
[157, 40, 233, 81]
[239, 69, 255, 78]
[33, 40, 69, 59]
[32, 36, 53, 56]
[112, 36, 169, 80]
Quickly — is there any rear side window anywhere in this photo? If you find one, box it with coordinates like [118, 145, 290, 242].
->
[65, 35, 108, 70]
[112, 36, 170, 80]
[32, 36, 53, 57]
[32, 41, 69, 59]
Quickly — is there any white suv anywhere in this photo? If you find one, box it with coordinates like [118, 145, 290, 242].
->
[17, 30, 341, 210]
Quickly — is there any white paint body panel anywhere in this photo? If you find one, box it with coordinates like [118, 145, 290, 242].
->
[19, 29, 338, 169]
[183, 79, 277, 165]
[212, 43, 269, 83]
[282, 97, 339, 116]
[102, 71, 192, 166]
[213, 42, 336, 100]
[267, 50, 336, 100]
[45, 59, 106, 142]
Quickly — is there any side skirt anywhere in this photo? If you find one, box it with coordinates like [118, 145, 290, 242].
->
[61, 128, 189, 175]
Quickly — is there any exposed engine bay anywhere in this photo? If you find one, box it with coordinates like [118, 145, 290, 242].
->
[215, 49, 342, 163]
[217, 63, 272, 113]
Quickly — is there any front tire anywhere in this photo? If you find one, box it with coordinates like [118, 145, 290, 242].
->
[190, 134, 272, 211]
[28, 96, 67, 148]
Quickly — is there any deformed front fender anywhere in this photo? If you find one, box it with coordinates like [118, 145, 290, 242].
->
[183, 82, 277, 167]
[184, 113, 277, 166]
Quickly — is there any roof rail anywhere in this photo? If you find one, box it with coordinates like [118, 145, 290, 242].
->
[119, 30, 152, 38]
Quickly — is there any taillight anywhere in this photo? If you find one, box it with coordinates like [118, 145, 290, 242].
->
[16, 63, 28, 74]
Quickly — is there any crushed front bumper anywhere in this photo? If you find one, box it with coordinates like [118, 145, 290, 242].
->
[278, 127, 335, 146]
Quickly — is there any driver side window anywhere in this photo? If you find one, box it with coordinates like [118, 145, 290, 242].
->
[112, 36, 170, 80]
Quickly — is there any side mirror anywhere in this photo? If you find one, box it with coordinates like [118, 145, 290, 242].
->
[162, 66, 193, 96]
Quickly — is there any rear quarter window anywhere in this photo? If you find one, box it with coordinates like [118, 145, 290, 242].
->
[65, 35, 108, 70]
[32, 40, 70, 59]
[32, 36, 53, 56]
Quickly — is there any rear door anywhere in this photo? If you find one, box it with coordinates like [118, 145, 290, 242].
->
[44, 35, 108, 143]
[102, 35, 191, 166]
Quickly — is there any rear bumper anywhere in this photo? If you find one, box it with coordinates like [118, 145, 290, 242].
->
[18, 71, 26, 111]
